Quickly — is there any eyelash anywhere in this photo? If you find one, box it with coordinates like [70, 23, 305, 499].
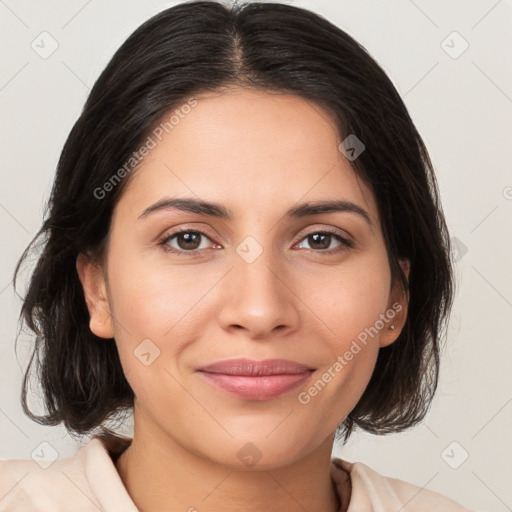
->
[157, 227, 353, 257]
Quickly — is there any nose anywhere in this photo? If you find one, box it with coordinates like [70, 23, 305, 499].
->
[217, 249, 301, 340]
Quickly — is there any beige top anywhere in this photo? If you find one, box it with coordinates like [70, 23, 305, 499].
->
[0, 434, 473, 511]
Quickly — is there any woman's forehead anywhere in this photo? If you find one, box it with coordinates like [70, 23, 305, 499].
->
[116, 88, 378, 224]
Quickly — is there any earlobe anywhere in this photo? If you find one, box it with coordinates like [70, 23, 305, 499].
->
[379, 321, 403, 348]
[379, 303, 407, 348]
[379, 258, 410, 348]
[76, 253, 115, 339]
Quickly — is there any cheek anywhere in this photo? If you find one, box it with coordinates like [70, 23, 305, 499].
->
[106, 244, 210, 336]
[105, 246, 222, 386]
[299, 347, 379, 439]
[302, 252, 392, 344]
[283, 255, 391, 431]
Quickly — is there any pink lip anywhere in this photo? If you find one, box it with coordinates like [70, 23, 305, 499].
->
[197, 358, 315, 401]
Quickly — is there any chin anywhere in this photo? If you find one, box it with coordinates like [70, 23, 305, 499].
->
[195, 433, 314, 471]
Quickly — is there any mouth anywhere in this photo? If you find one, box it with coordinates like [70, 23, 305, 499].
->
[197, 358, 315, 401]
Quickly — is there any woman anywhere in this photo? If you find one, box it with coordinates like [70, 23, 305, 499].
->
[0, 1, 474, 510]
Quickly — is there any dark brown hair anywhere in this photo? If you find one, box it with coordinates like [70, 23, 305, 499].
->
[14, 0, 454, 443]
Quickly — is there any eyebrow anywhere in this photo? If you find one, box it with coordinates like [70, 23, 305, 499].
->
[138, 197, 373, 227]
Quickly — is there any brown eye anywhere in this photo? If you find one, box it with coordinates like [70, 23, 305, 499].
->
[174, 232, 203, 250]
[296, 230, 352, 253]
[306, 233, 332, 250]
[160, 230, 214, 254]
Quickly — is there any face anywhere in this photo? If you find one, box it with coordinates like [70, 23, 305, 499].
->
[78, 86, 408, 469]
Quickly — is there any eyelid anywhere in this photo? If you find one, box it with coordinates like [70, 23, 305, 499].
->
[157, 226, 218, 253]
[157, 224, 218, 243]
[292, 225, 353, 245]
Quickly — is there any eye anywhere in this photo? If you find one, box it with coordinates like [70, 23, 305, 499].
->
[158, 227, 353, 257]
[158, 229, 216, 255]
[295, 230, 352, 253]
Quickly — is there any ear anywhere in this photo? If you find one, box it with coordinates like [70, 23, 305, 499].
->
[76, 252, 115, 339]
[379, 259, 410, 348]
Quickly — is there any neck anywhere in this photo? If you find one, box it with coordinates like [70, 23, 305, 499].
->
[114, 417, 342, 512]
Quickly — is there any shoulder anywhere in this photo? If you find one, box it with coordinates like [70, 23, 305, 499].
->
[331, 457, 474, 511]
[0, 442, 99, 511]
[0, 435, 134, 512]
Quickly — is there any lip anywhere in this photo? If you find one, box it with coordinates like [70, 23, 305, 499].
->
[197, 358, 315, 401]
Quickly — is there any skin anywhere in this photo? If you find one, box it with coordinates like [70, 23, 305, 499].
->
[77, 86, 409, 512]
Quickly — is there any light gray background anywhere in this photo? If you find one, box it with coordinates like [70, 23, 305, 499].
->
[1, 1, 511, 510]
